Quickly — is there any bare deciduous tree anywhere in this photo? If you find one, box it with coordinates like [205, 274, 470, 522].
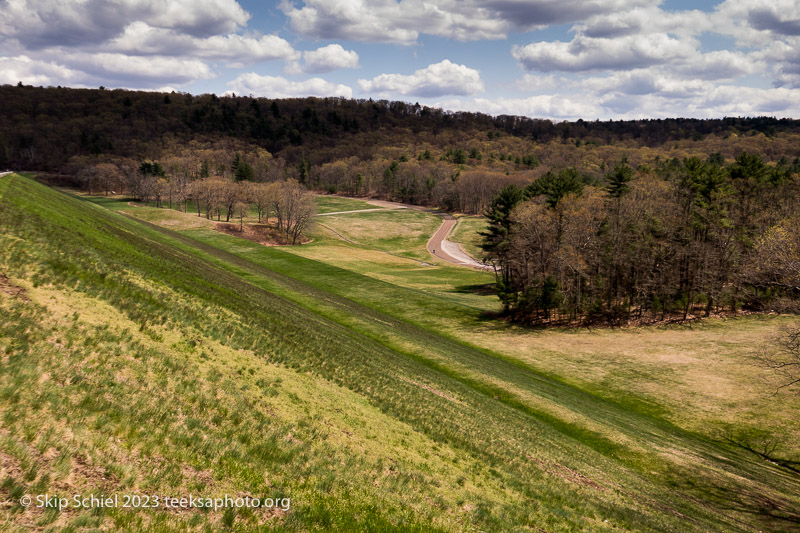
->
[759, 325, 800, 393]
[250, 182, 278, 223]
[77, 162, 123, 195]
[234, 201, 249, 232]
[745, 216, 800, 292]
[274, 179, 316, 244]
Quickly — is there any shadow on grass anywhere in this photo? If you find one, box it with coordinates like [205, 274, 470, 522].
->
[705, 483, 800, 531]
[452, 283, 496, 295]
[87, 196, 135, 208]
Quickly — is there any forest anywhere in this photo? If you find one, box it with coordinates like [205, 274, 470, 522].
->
[482, 154, 800, 324]
[3, 84, 800, 324]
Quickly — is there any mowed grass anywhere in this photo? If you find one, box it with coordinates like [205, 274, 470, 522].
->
[314, 194, 378, 214]
[90, 194, 497, 308]
[283, 240, 498, 310]
[0, 176, 523, 531]
[450, 216, 489, 260]
[311, 209, 441, 260]
[3, 175, 800, 531]
[90, 186, 800, 528]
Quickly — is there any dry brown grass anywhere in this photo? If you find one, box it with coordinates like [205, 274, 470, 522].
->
[453, 316, 800, 456]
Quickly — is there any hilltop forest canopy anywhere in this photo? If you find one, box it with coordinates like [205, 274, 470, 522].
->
[3, 84, 800, 172]
[3, 84, 800, 324]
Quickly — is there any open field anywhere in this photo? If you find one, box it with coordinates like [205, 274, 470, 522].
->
[312, 208, 442, 261]
[2, 174, 800, 531]
[313, 195, 379, 214]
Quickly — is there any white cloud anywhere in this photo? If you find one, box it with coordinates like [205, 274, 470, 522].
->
[227, 73, 353, 98]
[358, 60, 483, 97]
[280, 0, 502, 44]
[62, 52, 216, 86]
[437, 82, 800, 121]
[286, 44, 360, 74]
[715, 0, 800, 46]
[279, 0, 651, 45]
[110, 22, 298, 66]
[577, 69, 709, 98]
[603, 85, 800, 119]
[0, 0, 250, 49]
[514, 74, 563, 92]
[513, 33, 696, 72]
[511, 4, 769, 98]
[710, 2, 800, 88]
[142, 0, 250, 37]
[0, 55, 81, 86]
[88, 54, 214, 84]
[0, 0, 296, 89]
[761, 38, 800, 87]
[675, 50, 762, 80]
[574, 7, 713, 39]
[0, 51, 213, 89]
[436, 95, 601, 120]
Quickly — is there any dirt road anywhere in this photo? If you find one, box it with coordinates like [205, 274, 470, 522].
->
[426, 213, 492, 270]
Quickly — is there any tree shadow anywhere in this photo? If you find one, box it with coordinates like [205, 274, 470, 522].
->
[703, 483, 800, 531]
[451, 283, 496, 295]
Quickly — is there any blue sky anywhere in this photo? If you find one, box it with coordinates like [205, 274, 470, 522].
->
[1, 0, 799, 119]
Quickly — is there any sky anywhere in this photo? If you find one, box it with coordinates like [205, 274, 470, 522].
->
[1, 0, 799, 120]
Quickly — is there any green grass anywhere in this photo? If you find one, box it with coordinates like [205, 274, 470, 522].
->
[312, 209, 442, 260]
[314, 194, 378, 214]
[83, 188, 800, 467]
[90, 186, 800, 451]
[85, 184, 800, 463]
[3, 174, 800, 532]
[450, 215, 488, 260]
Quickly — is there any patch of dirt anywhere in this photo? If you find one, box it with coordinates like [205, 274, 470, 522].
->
[54, 454, 118, 493]
[0, 273, 29, 301]
[0, 449, 24, 481]
[213, 222, 309, 246]
[401, 378, 466, 406]
[181, 463, 215, 488]
[526, 454, 607, 492]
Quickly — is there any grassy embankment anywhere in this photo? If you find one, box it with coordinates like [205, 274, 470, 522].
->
[1, 175, 799, 531]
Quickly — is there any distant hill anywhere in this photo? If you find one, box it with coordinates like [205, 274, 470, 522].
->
[2, 84, 800, 171]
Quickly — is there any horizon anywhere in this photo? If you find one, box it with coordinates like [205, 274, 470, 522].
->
[10, 83, 800, 125]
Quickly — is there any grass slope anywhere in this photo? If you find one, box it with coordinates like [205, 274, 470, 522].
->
[1, 175, 798, 531]
[118, 198, 800, 459]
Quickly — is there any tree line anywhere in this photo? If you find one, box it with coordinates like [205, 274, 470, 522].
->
[481, 152, 800, 325]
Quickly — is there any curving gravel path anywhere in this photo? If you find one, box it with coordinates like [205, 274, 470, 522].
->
[426, 213, 492, 270]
